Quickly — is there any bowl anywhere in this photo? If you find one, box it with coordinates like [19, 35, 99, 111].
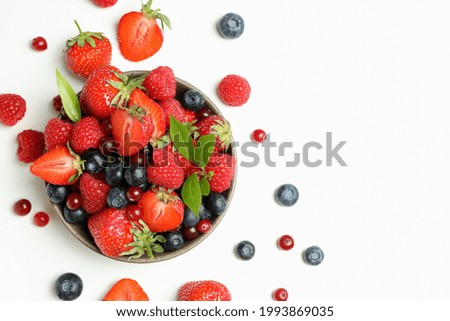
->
[51, 70, 237, 263]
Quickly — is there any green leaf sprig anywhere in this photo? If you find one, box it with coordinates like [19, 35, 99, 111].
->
[56, 69, 81, 123]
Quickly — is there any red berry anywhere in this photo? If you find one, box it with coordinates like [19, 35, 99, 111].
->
[52, 95, 63, 112]
[130, 150, 149, 167]
[182, 226, 199, 241]
[92, 0, 118, 8]
[16, 129, 45, 163]
[100, 119, 112, 136]
[217, 74, 251, 107]
[44, 118, 73, 151]
[251, 129, 266, 143]
[126, 186, 143, 202]
[159, 98, 187, 127]
[142, 66, 177, 101]
[34, 212, 50, 227]
[196, 107, 213, 121]
[196, 219, 212, 234]
[98, 136, 117, 156]
[125, 205, 143, 221]
[32, 36, 48, 51]
[66, 193, 82, 210]
[277, 235, 294, 251]
[14, 199, 32, 216]
[273, 288, 288, 301]
[70, 116, 103, 155]
[0, 93, 26, 126]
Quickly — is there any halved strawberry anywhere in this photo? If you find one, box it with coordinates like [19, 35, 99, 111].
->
[103, 278, 149, 301]
[117, 0, 171, 62]
[30, 146, 84, 185]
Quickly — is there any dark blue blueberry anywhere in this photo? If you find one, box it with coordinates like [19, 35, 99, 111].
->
[63, 206, 88, 224]
[55, 272, 83, 301]
[82, 149, 107, 174]
[105, 161, 124, 187]
[107, 187, 128, 209]
[235, 240, 255, 260]
[218, 13, 245, 39]
[124, 165, 147, 187]
[183, 207, 201, 227]
[303, 246, 324, 266]
[199, 203, 212, 220]
[206, 193, 227, 215]
[275, 184, 299, 207]
[162, 230, 184, 252]
[46, 184, 70, 204]
[182, 90, 205, 112]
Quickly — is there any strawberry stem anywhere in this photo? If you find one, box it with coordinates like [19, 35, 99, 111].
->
[120, 220, 166, 260]
[141, 0, 172, 31]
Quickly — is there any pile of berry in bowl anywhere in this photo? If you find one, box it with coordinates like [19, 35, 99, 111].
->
[30, 65, 237, 263]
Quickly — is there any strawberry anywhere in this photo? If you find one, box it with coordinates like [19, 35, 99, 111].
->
[88, 207, 166, 259]
[197, 115, 232, 152]
[142, 66, 176, 101]
[178, 280, 231, 301]
[65, 21, 112, 78]
[217, 74, 251, 107]
[16, 129, 45, 163]
[30, 146, 84, 185]
[118, 0, 171, 62]
[44, 118, 73, 151]
[0, 93, 26, 126]
[138, 187, 184, 233]
[103, 278, 149, 301]
[159, 98, 187, 128]
[146, 147, 184, 189]
[70, 116, 103, 155]
[92, 0, 117, 8]
[79, 173, 110, 214]
[205, 153, 236, 193]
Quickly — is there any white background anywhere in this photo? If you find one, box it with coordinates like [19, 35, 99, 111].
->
[0, 0, 449, 302]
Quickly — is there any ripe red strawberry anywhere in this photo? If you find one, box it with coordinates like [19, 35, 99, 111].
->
[65, 21, 112, 78]
[16, 130, 45, 163]
[146, 148, 184, 189]
[205, 153, 236, 193]
[79, 173, 110, 214]
[44, 118, 73, 151]
[129, 88, 166, 140]
[217, 74, 251, 106]
[30, 146, 84, 185]
[118, 0, 171, 62]
[0, 93, 26, 126]
[159, 98, 187, 128]
[70, 116, 103, 155]
[197, 115, 232, 152]
[92, 0, 117, 8]
[142, 66, 176, 101]
[103, 278, 149, 301]
[178, 280, 231, 301]
[138, 188, 184, 233]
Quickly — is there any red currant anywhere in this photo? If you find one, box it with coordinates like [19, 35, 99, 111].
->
[125, 205, 143, 221]
[32, 36, 48, 51]
[182, 226, 199, 240]
[52, 95, 62, 112]
[34, 212, 50, 227]
[277, 235, 294, 251]
[130, 150, 149, 166]
[196, 219, 212, 234]
[196, 107, 213, 120]
[13, 199, 32, 216]
[100, 119, 112, 136]
[273, 288, 288, 301]
[66, 193, 82, 210]
[251, 129, 266, 143]
[126, 186, 143, 202]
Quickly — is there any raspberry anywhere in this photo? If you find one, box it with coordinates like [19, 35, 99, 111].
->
[142, 66, 177, 101]
[70, 116, 103, 155]
[146, 148, 184, 190]
[79, 173, 110, 214]
[159, 98, 187, 127]
[44, 118, 73, 151]
[16, 130, 45, 163]
[205, 153, 236, 193]
[0, 94, 26, 126]
[217, 74, 251, 107]
[91, 0, 117, 8]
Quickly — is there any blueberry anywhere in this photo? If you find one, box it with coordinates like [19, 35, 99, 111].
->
[105, 161, 124, 186]
[303, 246, 324, 266]
[162, 230, 184, 252]
[124, 165, 147, 187]
[63, 206, 88, 224]
[275, 184, 299, 207]
[107, 187, 128, 209]
[82, 149, 107, 174]
[182, 90, 205, 111]
[199, 204, 212, 220]
[235, 240, 255, 260]
[46, 184, 70, 204]
[218, 13, 245, 39]
[183, 207, 201, 227]
[55, 272, 83, 301]
[206, 193, 227, 215]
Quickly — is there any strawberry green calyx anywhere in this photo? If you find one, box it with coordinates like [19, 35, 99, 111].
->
[67, 145, 85, 182]
[210, 119, 232, 151]
[153, 186, 180, 204]
[141, 0, 172, 31]
[108, 72, 146, 108]
[66, 20, 105, 48]
[121, 219, 166, 260]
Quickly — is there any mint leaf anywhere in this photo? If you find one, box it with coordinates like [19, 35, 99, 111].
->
[199, 176, 210, 196]
[195, 134, 215, 168]
[181, 173, 202, 216]
[56, 69, 81, 123]
[170, 116, 195, 163]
